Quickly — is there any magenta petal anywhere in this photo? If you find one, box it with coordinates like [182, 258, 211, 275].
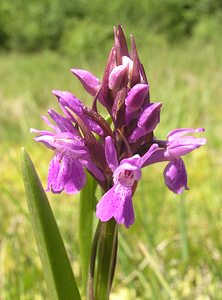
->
[114, 157, 141, 184]
[129, 102, 162, 142]
[125, 83, 149, 125]
[113, 184, 134, 228]
[164, 159, 189, 194]
[35, 134, 55, 150]
[71, 69, 100, 96]
[166, 136, 206, 158]
[56, 91, 103, 136]
[96, 184, 135, 228]
[47, 155, 86, 194]
[167, 127, 205, 142]
[96, 187, 115, 222]
[105, 136, 118, 172]
[125, 84, 148, 110]
[47, 155, 63, 193]
[53, 132, 87, 155]
[48, 109, 78, 135]
[139, 143, 159, 167]
[83, 115, 104, 136]
[62, 157, 86, 194]
[80, 158, 105, 181]
[41, 115, 59, 132]
[56, 91, 83, 116]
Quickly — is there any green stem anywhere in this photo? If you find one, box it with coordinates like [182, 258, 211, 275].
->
[87, 222, 101, 300]
[178, 194, 189, 262]
[94, 219, 118, 300]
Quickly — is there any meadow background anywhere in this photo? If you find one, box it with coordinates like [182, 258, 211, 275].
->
[1, 0, 222, 299]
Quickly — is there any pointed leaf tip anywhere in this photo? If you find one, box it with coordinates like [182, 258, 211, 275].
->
[21, 148, 81, 300]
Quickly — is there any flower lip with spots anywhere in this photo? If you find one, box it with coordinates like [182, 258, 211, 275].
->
[96, 137, 158, 227]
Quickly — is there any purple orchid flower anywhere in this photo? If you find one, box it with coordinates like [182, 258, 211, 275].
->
[143, 127, 206, 193]
[163, 128, 206, 193]
[164, 127, 206, 159]
[144, 127, 206, 166]
[46, 152, 86, 194]
[52, 90, 104, 136]
[31, 110, 104, 194]
[32, 25, 206, 228]
[96, 136, 158, 227]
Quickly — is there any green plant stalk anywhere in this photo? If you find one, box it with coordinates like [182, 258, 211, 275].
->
[94, 219, 118, 300]
[79, 172, 97, 295]
[178, 194, 189, 262]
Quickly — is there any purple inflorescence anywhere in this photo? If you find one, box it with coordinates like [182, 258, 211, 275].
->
[32, 26, 206, 227]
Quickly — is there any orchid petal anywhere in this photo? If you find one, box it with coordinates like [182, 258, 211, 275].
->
[166, 136, 207, 158]
[34, 134, 55, 149]
[47, 155, 63, 193]
[105, 136, 118, 172]
[71, 69, 100, 96]
[167, 127, 205, 142]
[125, 84, 149, 110]
[53, 132, 87, 156]
[129, 102, 162, 142]
[139, 143, 159, 167]
[96, 187, 116, 222]
[62, 157, 86, 194]
[47, 155, 86, 194]
[48, 109, 78, 135]
[109, 64, 128, 91]
[96, 183, 134, 228]
[164, 159, 189, 194]
[41, 115, 59, 132]
[56, 91, 103, 136]
[80, 159, 105, 181]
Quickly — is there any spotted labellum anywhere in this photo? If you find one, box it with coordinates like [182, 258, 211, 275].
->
[32, 26, 206, 228]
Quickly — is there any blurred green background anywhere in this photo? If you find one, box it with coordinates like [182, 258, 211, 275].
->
[0, 0, 222, 299]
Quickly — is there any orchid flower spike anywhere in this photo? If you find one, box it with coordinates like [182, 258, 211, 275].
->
[32, 25, 206, 228]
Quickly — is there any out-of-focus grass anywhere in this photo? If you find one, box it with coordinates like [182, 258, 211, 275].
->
[0, 37, 221, 299]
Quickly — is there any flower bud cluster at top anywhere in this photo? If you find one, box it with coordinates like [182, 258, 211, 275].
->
[32, 26, 206, 227]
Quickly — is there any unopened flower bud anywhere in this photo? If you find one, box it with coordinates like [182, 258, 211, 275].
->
[122, 56, 133, 81]
[129, 102, 162, 142]
[164, 159, 189, 194]
[125, 84, 149, 110]
[108, 64, 128, 91]
[71, 69, 100, 96]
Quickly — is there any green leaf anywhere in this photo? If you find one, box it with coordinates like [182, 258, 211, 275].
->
[21, 148, 81, 300]
[79, 172, 97, 294]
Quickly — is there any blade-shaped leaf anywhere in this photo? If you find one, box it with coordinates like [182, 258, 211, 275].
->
[21, 148, 81, 300]
[79, 172, 97, 293]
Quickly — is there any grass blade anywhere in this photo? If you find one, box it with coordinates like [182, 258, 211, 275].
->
[21, 148, 81, 300]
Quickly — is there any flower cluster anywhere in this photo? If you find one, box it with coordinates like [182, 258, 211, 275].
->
[32, 26, 206, 228]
